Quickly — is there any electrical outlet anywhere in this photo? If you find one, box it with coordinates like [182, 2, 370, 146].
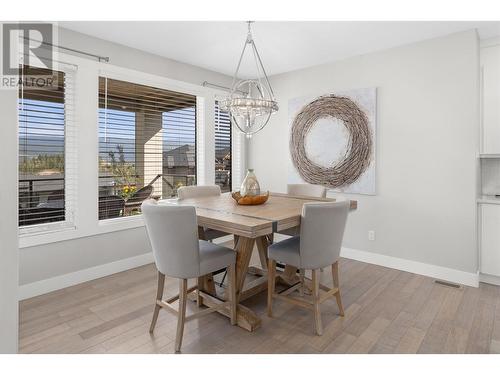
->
[368, 230, 376, 241]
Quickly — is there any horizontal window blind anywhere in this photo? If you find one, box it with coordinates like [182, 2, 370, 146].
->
[18, 64, 76, 229]
[98, 77, 197, 220]
[215, 100, 232, 192]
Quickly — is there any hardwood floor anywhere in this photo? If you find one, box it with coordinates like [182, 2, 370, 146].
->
[19, 253, 500, 354]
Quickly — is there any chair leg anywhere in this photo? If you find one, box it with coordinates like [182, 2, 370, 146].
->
[312, 269, 323, 335]
[196, 277, 203, 307]
[228, 264, 237, 325]
[267, 258, 277, 317]
[175, 279, 188, 353]
[149, 272, 165, 333]
[332, 261, 345, 317]
[299, 269, 305, 296]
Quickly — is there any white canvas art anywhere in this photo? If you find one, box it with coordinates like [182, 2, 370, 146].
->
[288, 87, 376, 195]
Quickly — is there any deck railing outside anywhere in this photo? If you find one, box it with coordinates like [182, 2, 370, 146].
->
[19, 173, 205, 226]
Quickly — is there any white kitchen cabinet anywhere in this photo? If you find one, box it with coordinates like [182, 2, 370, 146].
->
[481, 44, 500, 154]
[480, 203, 500, 277]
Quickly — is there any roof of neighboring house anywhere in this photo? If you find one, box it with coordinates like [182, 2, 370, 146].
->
[163, 144, 195, 168]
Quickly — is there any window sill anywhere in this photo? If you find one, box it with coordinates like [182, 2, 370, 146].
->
[19, 225, 78, 248]
[19, 215, 145, 249]
[98, 215, 145, 231]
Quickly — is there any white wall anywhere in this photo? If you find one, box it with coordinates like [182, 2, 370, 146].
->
[250, 30, 480, 275]
[0, 25, 19, 352]
[19, 27, 233, 292]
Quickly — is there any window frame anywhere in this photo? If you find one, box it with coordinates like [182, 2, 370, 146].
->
[214, 93, 246, 191]
[214, 99, 232, 193]
[19, 53, 220, 248]
[17, 57, 78, 236]
[97, 75, 199, 220]
[95, 69, 211, 230]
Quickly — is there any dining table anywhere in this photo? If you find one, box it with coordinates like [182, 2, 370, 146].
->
[160, 192, 357, 332]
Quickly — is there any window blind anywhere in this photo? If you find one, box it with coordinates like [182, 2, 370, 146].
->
[98, 77, 197, 220]
[215, 100, 232, 192]
[18, 64, 76, 229]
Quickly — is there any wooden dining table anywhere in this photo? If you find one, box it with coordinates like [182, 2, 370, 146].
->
[160, 192, 357, 332]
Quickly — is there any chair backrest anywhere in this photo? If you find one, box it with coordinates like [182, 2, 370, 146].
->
[177, 185, 221, 200]
[141, 200, 200, 279]
[287, 184, 327, 198]
[299, 200, 349, 269]
[126, 185, 153, 204]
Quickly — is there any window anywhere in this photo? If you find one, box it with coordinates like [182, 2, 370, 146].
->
[215, 100, 232, 192]
[98, 77, 197, 219]
[18, 65, 72, 228]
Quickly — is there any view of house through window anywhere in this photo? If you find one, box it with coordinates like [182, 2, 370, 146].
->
[18, 66, 66, 227]
[98, 77, 197, 220]
[215, 100, 232, 192]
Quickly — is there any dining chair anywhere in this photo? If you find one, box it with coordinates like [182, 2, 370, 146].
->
[177, 185, 233, 287]
[177, 185, 229, 241]
[267, 200, 349, 336]
[141, 200, 237, 352]
[287, 183, 327, 198]
[278, 183, 327, 237]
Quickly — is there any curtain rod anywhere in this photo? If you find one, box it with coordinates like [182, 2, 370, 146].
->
[202, 81, 231, 92]
[22, 36, 110, 63]
[202, 81, 247, 95]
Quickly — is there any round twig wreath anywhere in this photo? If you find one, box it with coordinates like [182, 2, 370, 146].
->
[290, 95, 372, 187]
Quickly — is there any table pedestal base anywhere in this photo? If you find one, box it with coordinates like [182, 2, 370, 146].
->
[194, 232, 305, 332]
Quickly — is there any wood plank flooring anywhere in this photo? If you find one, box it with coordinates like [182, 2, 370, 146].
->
[19, 253, 500, 354]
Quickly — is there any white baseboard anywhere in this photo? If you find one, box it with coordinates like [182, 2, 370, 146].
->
[18, 240, 480, 301]
[227, 233, 479, 287]
[19, 252, 154, 300]
[18, 236, 234, 301]
[340, 247, 479, 288]
[479, 273, 500, 286]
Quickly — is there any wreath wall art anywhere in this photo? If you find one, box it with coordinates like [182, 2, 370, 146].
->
[288, 87, 376, 195]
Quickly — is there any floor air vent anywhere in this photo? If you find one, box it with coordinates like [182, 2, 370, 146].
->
[434, 279, 461, 288]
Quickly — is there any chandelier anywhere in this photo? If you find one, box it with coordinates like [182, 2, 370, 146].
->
[220, 21, 278, 138]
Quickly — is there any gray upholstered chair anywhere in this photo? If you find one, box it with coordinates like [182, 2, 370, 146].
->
[287, 183, 327, 198]
[177, 185, 229, 241]
[141, 199, 237, 352]
[278, 183, 328, 237]
[177, 185, 221, 199]
[267, 200, 350, 336]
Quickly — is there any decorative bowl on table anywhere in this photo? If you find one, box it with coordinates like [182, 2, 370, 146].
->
[231, 191, 269, 205]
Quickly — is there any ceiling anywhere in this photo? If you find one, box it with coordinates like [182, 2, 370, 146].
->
[60, 21, 500, 77]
